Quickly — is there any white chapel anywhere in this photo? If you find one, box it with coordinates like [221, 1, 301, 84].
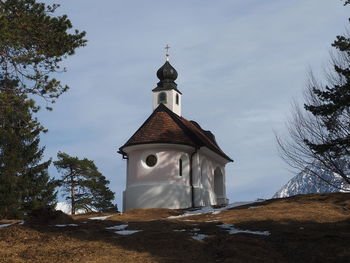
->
[118, 55, 233, 211]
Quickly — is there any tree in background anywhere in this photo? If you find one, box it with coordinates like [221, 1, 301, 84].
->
[277, 1, 350, 188]
[0, 77, 57, 219]
[54, 152, 115, 215]
[0, 0, 86, 108]
[0, 0, 86, 218]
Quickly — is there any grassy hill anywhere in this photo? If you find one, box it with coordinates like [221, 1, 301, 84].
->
[0, 193, 349, 263]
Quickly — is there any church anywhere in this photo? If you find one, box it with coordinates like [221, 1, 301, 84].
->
[118, 54, 233, 211]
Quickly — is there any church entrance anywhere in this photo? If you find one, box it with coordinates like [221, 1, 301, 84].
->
[214, 167, 224, 204]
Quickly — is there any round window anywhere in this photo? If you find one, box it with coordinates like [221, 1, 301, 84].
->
[145, 155, 157, 167]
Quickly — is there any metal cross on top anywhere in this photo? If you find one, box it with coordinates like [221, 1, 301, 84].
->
[165, 44, 170, 61]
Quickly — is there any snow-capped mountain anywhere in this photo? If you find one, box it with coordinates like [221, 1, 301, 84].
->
[55, 202, 89, 215]
[273, 165, 350, 198]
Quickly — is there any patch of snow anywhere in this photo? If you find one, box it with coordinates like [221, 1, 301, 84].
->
[18, 221, 24, 225]
[167, 207, 212, 219]
[89, 215, 113, 220]
[192, 228, 200, 232]
[106, 224, 128, 230]
[248, 206, 258, 209]
[0, 223, 13, 228]
[191, 233, 208, 241]
[215, 202, 255, 211]
[54, 224, 78, 227]
[167, 202, 253, 219]
[217, 224, 270, 236]
[218, 224, 233, 230]
[228, 229, 270, 236]
[115, 230, 142, 235]
[173, 229, 186, 232]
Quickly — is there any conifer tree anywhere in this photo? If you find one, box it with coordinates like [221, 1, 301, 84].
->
[0, 77, 57, 219]
[303, 2, 350, 185]
[277, 1, 350, 187]
[0, 0, 86, 107]
[54, 152, 115, 215]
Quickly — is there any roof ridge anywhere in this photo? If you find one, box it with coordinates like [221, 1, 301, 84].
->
[160, 106, 232, 161]
[179, 118, 233, 162]
[158, 105, 203, 146]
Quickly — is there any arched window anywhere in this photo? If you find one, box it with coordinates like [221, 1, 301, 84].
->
[176, 94, 179, 105]
[179, 154, 189, 178]
[214, 167, 224, 197]
[158, 92, 167, 104]
[179, 158, 183, 176]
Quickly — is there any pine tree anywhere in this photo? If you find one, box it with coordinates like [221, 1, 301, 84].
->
[89, 175, 116, 212]
[277, 1, 350, 187]
[54, 152, 115, 215]
[303, 3, 350, 185]
[0, 77, 57, 219]
[305, 39, 350, 154]
[0, 0, 86, 107]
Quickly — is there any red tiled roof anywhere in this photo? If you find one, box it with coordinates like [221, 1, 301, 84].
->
[119, 104, 233, 162]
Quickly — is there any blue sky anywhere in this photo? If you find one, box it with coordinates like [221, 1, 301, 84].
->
[38, 0, 349, 207]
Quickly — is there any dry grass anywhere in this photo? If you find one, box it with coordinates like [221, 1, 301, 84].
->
[0, 193, 349, 263]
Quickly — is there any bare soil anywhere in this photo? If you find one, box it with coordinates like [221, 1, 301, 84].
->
[0, 193, 349, 263]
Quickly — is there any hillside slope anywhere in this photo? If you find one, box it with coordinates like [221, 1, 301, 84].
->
[1, 193, 349, 263]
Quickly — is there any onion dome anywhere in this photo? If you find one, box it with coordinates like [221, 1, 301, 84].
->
[157, 61, 178, 81]
[153, 61, 181, 93]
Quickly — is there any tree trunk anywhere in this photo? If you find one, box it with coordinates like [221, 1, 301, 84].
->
[71, 176, 75, 215]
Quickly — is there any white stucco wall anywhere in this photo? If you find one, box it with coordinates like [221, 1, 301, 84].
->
[126, 145, 191, 187]
[124, 184, 192, 210]
[152, 89, 182, 116]
[191, 148, 229, 207]
[122, 144, 229, 211]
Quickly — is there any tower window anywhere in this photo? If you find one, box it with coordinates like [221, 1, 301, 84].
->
[179, 158, 183, 176]
[158, 92, 167, 104]
[176, 94, 179, 105]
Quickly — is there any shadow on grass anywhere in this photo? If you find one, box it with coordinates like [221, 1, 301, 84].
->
[3, 192, 349, 263]
[18, 213, 350, 263]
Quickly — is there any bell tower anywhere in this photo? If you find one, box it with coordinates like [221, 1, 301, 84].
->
[152, 46, 182, 116]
